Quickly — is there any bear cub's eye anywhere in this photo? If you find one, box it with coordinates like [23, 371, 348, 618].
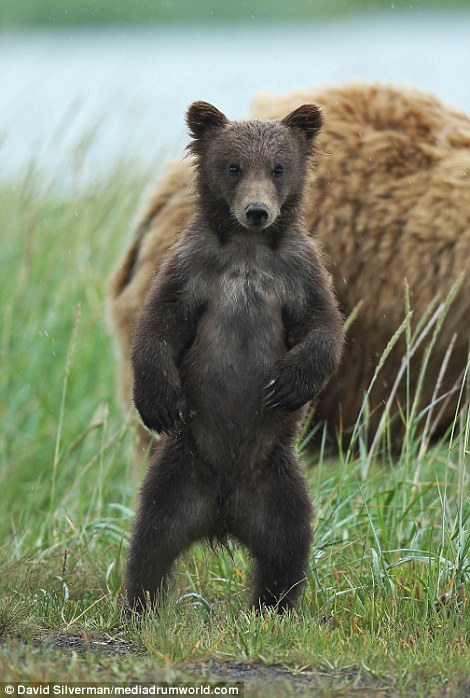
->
[229, 163, 241, 177]
[273, 164, 284, 178]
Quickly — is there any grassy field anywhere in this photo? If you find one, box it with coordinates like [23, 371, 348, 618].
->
[0, 155, 469, 696]
[1, 0, 469, 28]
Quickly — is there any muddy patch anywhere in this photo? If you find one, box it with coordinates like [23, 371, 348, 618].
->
[198, 660, 370, 691]
[32, 632, 137, 657]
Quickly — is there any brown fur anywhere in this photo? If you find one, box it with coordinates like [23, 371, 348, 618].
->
[125, 102, 344, 612]
[110, 83, 470, 456]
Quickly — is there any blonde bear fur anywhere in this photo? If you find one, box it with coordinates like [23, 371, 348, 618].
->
[110, 83, 470, 458]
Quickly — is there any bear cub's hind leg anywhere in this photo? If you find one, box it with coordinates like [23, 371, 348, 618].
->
[126, 432, 217, 612]
[230, 445, 313, 613]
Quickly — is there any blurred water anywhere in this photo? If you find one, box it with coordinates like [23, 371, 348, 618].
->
[1, 11, 470, 184]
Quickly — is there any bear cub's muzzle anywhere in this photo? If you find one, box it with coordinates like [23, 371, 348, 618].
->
[245, 202, 269, 227]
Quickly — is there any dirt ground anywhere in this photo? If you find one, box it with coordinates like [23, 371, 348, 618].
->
[9, 633, 465, 697]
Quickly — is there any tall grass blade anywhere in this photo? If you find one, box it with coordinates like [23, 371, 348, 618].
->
[49, 303, 81, 528]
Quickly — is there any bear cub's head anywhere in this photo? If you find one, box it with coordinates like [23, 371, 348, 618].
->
[186, 101, 322, 233]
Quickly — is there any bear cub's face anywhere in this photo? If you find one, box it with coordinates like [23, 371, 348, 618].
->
[187, 101, 322, 232]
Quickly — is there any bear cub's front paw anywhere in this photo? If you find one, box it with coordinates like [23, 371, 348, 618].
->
[134, 383, 187, 436]
[263, 361, 318, 412]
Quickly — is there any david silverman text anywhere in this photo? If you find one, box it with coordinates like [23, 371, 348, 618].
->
[13, 686, 236, 695]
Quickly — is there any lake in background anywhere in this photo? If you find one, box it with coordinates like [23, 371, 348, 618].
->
[1, 10, 470, 185]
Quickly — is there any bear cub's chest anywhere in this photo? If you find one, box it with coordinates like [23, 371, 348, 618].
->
[217, 261, 281, 310]
[194, 237, 292, 316]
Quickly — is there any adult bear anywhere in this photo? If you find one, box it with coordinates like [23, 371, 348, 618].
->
[110, 83, 470, 458]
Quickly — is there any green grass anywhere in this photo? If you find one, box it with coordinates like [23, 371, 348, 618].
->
[0, 155, 469, 696]
[1, 0, 469, 28]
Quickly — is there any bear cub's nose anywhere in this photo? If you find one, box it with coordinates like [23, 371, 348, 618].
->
[245, 203, 269, 227]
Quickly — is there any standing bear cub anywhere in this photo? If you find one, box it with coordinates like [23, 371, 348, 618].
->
[126, 101, 344, 612]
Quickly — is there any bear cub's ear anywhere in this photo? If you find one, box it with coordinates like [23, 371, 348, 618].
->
[186, 101, 229, 141]
[282, 104, 323, 141]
